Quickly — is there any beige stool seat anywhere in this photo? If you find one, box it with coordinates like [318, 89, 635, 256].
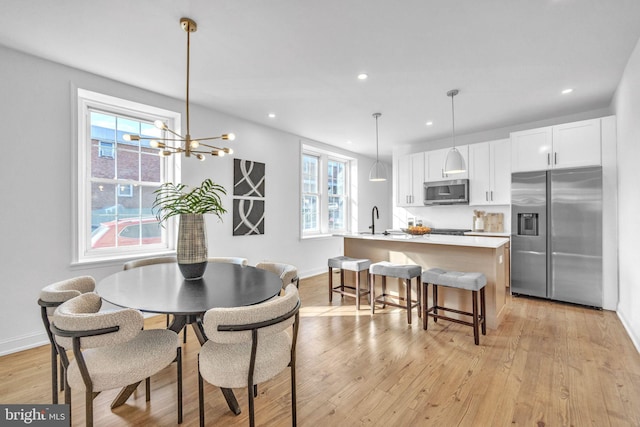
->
[422, 267, 487, 345]
[328, 256, 371, 310]
[369, 261, 422, 324]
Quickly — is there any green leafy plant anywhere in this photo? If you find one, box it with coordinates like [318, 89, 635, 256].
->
[152, 178, 227, 224]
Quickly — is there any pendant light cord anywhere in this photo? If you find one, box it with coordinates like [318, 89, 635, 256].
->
[450, 91, 456, 149]
[186, 27, 191, 136]
[375, 114, 380, 161]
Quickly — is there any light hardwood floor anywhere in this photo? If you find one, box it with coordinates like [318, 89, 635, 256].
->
[2, 273, 639, 426]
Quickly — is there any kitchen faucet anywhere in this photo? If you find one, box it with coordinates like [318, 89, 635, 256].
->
[369, 206, 379, 234]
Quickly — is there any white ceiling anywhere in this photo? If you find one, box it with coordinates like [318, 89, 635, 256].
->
[2, 1, 640, 161]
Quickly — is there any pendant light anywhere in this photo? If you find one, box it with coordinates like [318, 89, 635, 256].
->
[443, 89, 466, 174]
[369, 112, 388, 182]
[124, 17, 235, 161]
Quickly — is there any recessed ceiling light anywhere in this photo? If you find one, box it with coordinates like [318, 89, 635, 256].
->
[426, 121, 433, 126]
[268, 113, 276, 118]
[357, 73, 368, 80]
[561, 88, 573, 94]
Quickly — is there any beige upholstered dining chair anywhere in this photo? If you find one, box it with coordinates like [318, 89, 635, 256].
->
[51, 292, 182, 427]
[123, 256, 186, 337]
[208, 256, 249, 266]
[255, 261, 299, 289]
[38, 276, 96, 404]
[198, 284, 301, 427]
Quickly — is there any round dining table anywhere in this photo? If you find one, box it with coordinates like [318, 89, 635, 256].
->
[97, 261, 282, 415]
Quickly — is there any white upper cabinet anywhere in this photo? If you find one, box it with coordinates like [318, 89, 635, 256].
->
[426, 146, 469, 181]
[469, 139, 511, 205]
[395, 152, 425, 206]
[511, 118, 601, 172]
[552, 119, 602, 169]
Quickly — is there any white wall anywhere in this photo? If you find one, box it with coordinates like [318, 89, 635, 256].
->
[0, 45, 391, 355]
[612, 37, 640, 352]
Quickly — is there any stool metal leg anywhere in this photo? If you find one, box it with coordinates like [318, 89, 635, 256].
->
[405, 278, 412, 325]
[416, 275, 422, 318]
[370, 273, 376, 314]
[480, 287, 487, 335]
[355, 270, 361, 310]
[472, 290, 479, 345]
[328, 267, 333, 303]
[422, 282, 429, 330]
[432, 284, 438, 323]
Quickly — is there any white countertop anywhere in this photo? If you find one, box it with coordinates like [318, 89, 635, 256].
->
[464, 231, 511, 237]
[336, 233, 509, 249]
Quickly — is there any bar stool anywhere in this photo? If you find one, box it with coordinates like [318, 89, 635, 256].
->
[328, 256, 372, 310]
[369, 261, 422, 325]
[422, 267, 487, 345]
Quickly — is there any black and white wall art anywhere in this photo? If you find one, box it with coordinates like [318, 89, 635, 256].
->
[233, 159, 265, 197]
[233, 158, 266, 236]
[233, 199, 265, 236]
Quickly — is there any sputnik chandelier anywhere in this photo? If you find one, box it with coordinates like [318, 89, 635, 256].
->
[125, 17, 235, 161]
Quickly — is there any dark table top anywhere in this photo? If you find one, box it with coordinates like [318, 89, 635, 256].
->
[97, 262, 282, 316]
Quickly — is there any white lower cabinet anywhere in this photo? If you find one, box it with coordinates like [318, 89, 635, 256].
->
[469, 139, 511, 205]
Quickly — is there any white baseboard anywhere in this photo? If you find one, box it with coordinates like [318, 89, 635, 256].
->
[299, 267, 327, 280]
[0, 331, 49, 357]
[617, 307, 640, 354]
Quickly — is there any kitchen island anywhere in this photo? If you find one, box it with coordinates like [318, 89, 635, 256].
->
[338, 233, 509, 329]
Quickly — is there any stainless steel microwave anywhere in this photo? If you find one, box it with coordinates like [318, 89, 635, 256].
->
[424, 179, 469, 205]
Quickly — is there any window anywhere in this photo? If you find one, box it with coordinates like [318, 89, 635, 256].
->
[301, 144, 354, 237]
[76, 89, 180, 262]
[98, 141, 114, 158]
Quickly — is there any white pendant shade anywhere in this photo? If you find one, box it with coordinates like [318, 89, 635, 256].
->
[444, 147, 466, 174]
[369, 161, 388, 181]
[443, 89, 466, 174]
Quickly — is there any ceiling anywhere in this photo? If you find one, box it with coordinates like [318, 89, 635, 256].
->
[2, 1, 640, 162]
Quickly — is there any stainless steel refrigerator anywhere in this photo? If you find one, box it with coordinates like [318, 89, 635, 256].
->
[511, 166, 603, 307]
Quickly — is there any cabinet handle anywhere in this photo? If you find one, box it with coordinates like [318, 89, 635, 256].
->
[490, 191, 494, 201]
[547, 153, 551, 165]
[486, 191, 489, 201]
[554, 152, 558, 165]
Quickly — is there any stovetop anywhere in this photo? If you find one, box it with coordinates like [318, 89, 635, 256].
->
[429, 228, 472, 236]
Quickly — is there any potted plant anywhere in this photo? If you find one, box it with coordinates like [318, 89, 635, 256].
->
[153, 178, 227, 280]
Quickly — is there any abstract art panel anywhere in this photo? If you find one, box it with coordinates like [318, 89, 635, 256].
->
[233, 199, 265, 236]
[234, 158, 265, 197]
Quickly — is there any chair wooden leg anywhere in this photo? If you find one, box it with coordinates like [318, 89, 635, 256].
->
[177, 347, 183, 424]
[472, 290, 479, 345]
[183, 326, 187, 343]
[145, 377, 151, 402]
[198, 356, 205, 427]
[51, 346, 58, 404]
[381, 276, 387, 308]
[86, 389, 94, 427]
[291, 361, 297, 426]
[248, 384, 256, 427]
[340, 270, 345, 297]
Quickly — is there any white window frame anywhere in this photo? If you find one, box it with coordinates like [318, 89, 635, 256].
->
[301, 143, 355, 238]
[75, 89, 181, 264]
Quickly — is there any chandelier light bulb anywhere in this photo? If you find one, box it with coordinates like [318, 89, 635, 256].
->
[190, 140, 199, 149]
[196, 154, 205, 161]
[223, 133, 236, 141]
[160, 150, 172, 157]
[224, 148, 233, 154]
[154, 120, 167, 130]
[149, 140, 159, 148]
